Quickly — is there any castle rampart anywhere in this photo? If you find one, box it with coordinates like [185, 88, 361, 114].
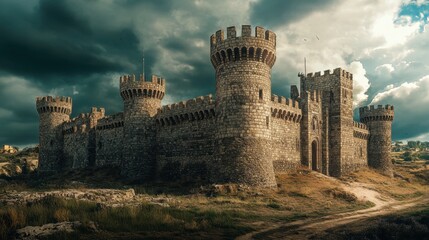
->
[269, 95, 302, 172]
[35, 24, 394, 186]
[155, 95, 217, 182]
[62, 107, 105, 169]
[96, 113, 124, 167]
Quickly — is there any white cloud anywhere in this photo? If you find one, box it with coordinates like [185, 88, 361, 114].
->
[348, 61, 370, 107]
[375, 64, 395, 76]
[370, 75, 429, 139]
[371, 80, 419, 104]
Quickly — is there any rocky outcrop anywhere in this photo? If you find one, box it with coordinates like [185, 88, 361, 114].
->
[1, 188, 135, 206]
[0, 188, 175, 208]
[16, 221, 98, 240]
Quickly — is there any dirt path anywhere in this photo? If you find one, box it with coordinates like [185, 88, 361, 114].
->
[236, 181, 428, 240]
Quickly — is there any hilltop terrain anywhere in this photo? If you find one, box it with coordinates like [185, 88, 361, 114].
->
[0, 149, 428, 239]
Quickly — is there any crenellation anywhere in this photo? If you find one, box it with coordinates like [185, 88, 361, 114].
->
[156, 95, 216, 127]
[304, 68, 354, 82]
[255, 26, 265, 38]
[97, 113, 124, 130]
[242, 25, 251, 37]
[227, 26, 236, 38]
[36, 24, 394, 186]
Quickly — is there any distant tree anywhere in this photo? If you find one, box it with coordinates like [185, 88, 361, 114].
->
[402, 151, 414, 161]
[408, 141, 418, 148]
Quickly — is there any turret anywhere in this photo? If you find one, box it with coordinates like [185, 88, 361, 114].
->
[359, 105, 394, 176]
[120, 74, 165, 179]
[36, 96, 72, 172]
[211, 25, 276, 187]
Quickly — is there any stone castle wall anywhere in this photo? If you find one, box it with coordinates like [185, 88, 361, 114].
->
[62, 108, 104, 169]
[348, 121, 369, 173]
[95, 112, 124, 167]
[36, 25, 394, 186]
[270, 95, 302, 171]
[155, 95, 216, 181]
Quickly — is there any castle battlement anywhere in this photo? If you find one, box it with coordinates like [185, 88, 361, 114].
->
[353, 121, 369, 130]
[271, 95, 302, 123]
[63, 116, 89, 134]
[120, 74, 165, 85]
[353, 121, 369, 140]
[36, 96, 72, 115]
[62, 107, 105, 134]
[359, 105, 394, 123]
[120, 74, 165, 101]
[271, 95, 301, 109]
[96, 112, 124, 130]
[156, 95, 215, 127]
[36, 96, 72, 104]
[305, 68, 353, 81]
[210, 25, 276, 69]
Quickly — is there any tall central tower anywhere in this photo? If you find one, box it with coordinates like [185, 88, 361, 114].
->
[211, 25, 277, 187]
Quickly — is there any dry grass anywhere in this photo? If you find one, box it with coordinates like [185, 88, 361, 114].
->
[1, 160, 428, 239]
[317, 205, 429, 240]
[340, 164, 428, 201]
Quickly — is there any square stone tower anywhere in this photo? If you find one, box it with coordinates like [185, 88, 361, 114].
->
[300, 68, 354, 177]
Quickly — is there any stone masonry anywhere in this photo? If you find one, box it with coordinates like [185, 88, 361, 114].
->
[36, 25, 395, 186]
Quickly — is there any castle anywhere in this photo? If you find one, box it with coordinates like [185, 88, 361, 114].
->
[36, 25, 394, 187]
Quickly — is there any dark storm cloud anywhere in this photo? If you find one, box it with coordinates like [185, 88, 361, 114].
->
[250, 0, 338, 27]
[0, 0, 225, 146]
[0, 0, 142, 82]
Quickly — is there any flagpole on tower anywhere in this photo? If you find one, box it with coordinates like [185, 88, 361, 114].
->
[142, 54, 145, 81]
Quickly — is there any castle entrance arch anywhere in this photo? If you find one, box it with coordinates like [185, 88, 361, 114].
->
[311, 140, 318, 171]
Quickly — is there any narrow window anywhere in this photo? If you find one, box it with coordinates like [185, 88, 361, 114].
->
[234, 48, 240, 61]
[241, 47, 247, 59]
[259, 89, 263, 100]
[266, 116, 269, 129]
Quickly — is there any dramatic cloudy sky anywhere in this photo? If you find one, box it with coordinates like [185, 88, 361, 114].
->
[0, 0, 428, 148]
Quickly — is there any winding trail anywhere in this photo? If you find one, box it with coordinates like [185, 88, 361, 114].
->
[236, 181, 428, 240]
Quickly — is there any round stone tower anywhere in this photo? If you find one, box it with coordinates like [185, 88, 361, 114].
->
[210, 25, 277, 187]
[359, 105, 394, 176]
[36, 96, 72, 172]
[120, 74, 165, 180]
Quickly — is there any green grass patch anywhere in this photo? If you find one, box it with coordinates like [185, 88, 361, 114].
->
[389, 191, 423, 201]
